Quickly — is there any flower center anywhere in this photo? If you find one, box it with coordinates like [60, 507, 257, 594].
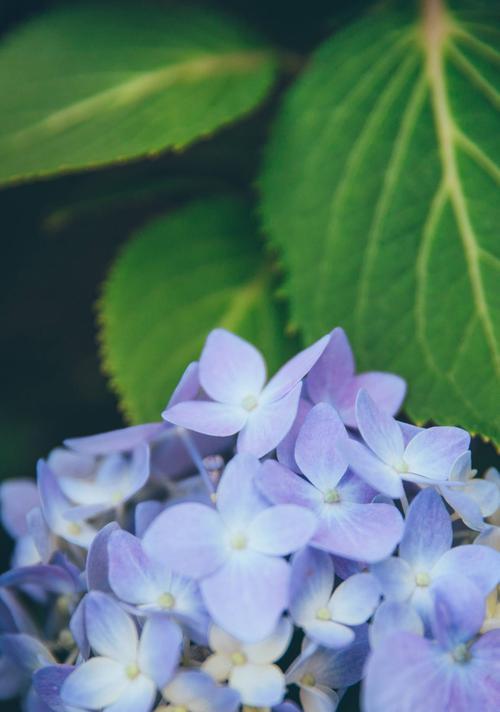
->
[315, 606, 332, 621]
[67, 522, 82, 536]
[415, 571, 431, 587]
[452, 643, 471, 663]
[230, 532, 248, 550]
[241, 394, 259, 412]
[300, 673, 316, 687]
[231, 651, 247, 666]
[323, 488, 341, 504]
[398, 460, 410, 473]
[158, 592, 175, 609]
[125, 663, 140, 679]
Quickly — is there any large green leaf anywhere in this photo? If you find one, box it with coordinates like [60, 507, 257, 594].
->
[99, 197, 295, 422]
[261, 0, 500, 442]
[0, 3, 276, 185]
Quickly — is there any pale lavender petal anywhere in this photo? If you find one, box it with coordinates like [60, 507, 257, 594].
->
[138, 616, 181, 688]
[306, 619, 355, 649]
[85, 592, 138, 663]
[468, 631, 500, 710]
[201, 551, 290, 642]
[70, 597, 89, 659]
[277, 397, 312, 472]
[0, 652, 29, 698]
[369, 601, 424, 649]
[430, 576, 484, 649]
[328, 573, 380, 625]
[64, 423, 164, 456]
[142, 503, 226, 579]
[256, 460, 322, 509]
[103, 676, 156, 712]
[230, 662, 285, 706]
[167, 361, 200, 407]
[200, 329, 266, 404]
[399, 489, 452, 569]
[216, 453, 268, 529]
[312, 502, 403, 563]
[440, 486, 485, 532]
[397, 421, 423, 446]
[370, 557, 415, 601]
[165, 670, 240, 712]
[163, 400, 247, 436]
[126, 444, 150, 498]
[275, 703, 301, 712]
[432, 544, 500, 597]
[300, 686, 340, 712]
[362, 633, 450, 712]
[464, 478, 500, 518]
[61, 658, 126, 708]
[295, 404, 349, 490]
[237, 384, 302, 458]
[331, 555, 365, 580]
[0, 479, 39, 539]
[47, 448, 95, 478]
[249, 505, 317, 556]
[340, 372, 406, 428]
[342, 440, 403, 498]
[355, 390, 404, 466]
[264, 334, 329, 403]
[403, 426, 470, 479]
[0, 564, 76, 595]
[306, 328, 355, 405]
[26, 508, 52, 563]
[134, 501, 164, 539]
[244, 617, 293, 664]
[290, 548, 334, 627]
[86, 522, 119, 592]
[33, 664, 75, 712]
[107, 530, 158, 605]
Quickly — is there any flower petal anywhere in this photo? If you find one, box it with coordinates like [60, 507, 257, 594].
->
[142, 503, 226, 579]
[290, 548, 334, 627]
[167, 361, 201, 407]
[85, 592, 138, 664]
[103, 675, 156, 712]
[399, 489, 452, 569]
[312, 501, 403, 563]
[355, 390, 404, 467]
[244, 616, 293, 664]
[430, 576, 485, 650]
[362, 633, 450, 712]
[199, 329, 267, 404]
[64, 423, 164, 456]
[162, 399, 247, 437]
[369, 601, 424, 649]
[300, 686, 340, 712]
[306, 328, 355, 406]
[108, 530, 158, 605]
[277, 397, 312, 472]
[432, 544, 500, 598]
[33, 664, 75, 712]
[256, 460, 321, 509]
[216, 453, 268, 529]
[403, 426, 470, 480]
[201, 551, 290, 642]
[61, 657, 126, 708]
[230, 662, 285, 706]
[165, 669, 240, 712]
[342, 440, 403, 499]
[341, 372, 405, 428]
[138, 616, 181, 688]
[294, 404, 349, 490]
[370, 557, 415, 601]
[264, 334, 329, 402]
[0, 479, 39, 539]
[86, 521, 119, 593]
[328, 573, 380, 625]
[248, 505, 317, 556]
[237, 384, 302, 458]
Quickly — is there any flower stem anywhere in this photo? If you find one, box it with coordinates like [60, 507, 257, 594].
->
[178, 428, 215, 498]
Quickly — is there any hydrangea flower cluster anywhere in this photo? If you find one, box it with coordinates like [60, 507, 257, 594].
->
[1, 327, 499, 712]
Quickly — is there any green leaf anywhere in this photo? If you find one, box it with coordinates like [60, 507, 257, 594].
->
[0, 3, 276, 185]
[260, 0, 500, 443]
[99, 197, 296, 423]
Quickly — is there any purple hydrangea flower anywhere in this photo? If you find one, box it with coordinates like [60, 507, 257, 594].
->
[257, 403, 404, 562]
[368, 601, 423, 649]
[107, 528, 209, 643]
[61, 592, 182, 712]
[139, 453, 317, 641]
[306, 327, 406, 428]
[363, 578, 500, 712]
[439, 452, 500, 531]
[0, 479, 41, 568]
[0, 632, 56, 709]
[289, 548, 380, 648]
[202, 618, 292, 706]
[371, 489, 500, 623]
[162, 328, 329, 457]
[345, 390, 470, 498]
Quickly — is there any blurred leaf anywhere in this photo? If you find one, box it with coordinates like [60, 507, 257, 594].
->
[99, 197, 295, 422]
[0, 3, 276, 185]
[260, 0, 500, 442]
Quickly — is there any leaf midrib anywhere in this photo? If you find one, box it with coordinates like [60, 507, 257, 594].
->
[3, 49, 272, 147]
